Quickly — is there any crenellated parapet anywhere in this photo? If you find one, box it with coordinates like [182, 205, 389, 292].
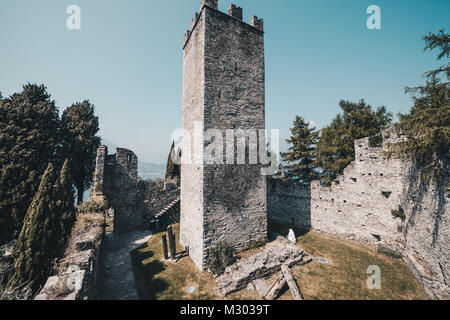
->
[250, 16, 264, 31]
[184, 1, 264, 47]
[228, 4, 243, 20]
[201, 0, 218, 10]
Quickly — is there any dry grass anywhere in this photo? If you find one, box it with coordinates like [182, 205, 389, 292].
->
[130, 224, 260, 300]
[131, 223, 428, 300]
[270, 223, 428, 300]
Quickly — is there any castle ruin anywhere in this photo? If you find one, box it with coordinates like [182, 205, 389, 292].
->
[93, 146, 143, 234]
[180, 0, 268, 270]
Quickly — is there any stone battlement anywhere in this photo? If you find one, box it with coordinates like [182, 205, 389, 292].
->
[184, 1, 264, 48]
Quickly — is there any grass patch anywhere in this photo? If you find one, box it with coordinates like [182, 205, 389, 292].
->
[269, 222, 427, 300]
[130, 224, 260, 300]
[131, 222, 428, 300]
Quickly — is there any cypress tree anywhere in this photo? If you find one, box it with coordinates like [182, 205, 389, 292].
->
[280, 116, 319, 182]
[165, 141, 180, 180]
[54, 159, 76, 257]
[7, 163, 59, 295]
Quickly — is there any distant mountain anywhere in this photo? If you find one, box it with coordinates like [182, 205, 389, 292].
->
[139, 161, 165, 180]
[101, 137, 165, 180]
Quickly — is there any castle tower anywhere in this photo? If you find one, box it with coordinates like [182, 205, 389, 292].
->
[180, 0, 267, 270]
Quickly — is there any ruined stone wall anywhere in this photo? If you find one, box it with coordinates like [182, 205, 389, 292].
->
[268, 128, 449, 299]
[310, 129, 406, 247]
[35, 197, 106, 300]
[93, 147, 143, 235]
[401, 166, 450, 300]
[267, 179, 310, 229]
[181, 1, 267, 270]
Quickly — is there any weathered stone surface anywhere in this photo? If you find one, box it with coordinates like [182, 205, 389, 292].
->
[35, 204, 106, 300]
[181, 0, 267, 271]
[216, 238, 311, 296]
[268, 128, 449, 299]
[94, 146, 144, 235]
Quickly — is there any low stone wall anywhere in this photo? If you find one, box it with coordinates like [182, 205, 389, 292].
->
[35, 197, 106, 300]
[267, 179, 310, 229]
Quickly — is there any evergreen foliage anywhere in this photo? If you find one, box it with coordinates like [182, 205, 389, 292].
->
[7, 164, 59, 295]
[6, 161, 76, 297]
[165, 141, 180, 181]
[392, 30, 450, 182]
[60, 100, 101, 204]
[205, 242, 237, 276]
[0, 84, 59, 244]
[315, 100, 392, 185]
[53, 159, 76, 257]
[280, 116, 319, 182]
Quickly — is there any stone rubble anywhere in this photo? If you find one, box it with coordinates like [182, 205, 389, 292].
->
[216, 237, 311, 296]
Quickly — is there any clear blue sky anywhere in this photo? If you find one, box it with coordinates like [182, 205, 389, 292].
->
[1, 0, 449, 163]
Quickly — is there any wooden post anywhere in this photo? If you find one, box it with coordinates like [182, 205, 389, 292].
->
[281, 265, 304, 300]
[264, 273, 287, 300]
[167, 225, 176, 260]
[162, 234, 169, 260]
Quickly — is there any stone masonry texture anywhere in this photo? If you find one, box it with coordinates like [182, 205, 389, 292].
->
[94, 146, 143, 235]
[181, 1, 267, 270]
[268, 128, 449, 299]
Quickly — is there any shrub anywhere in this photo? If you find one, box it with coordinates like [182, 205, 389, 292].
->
[76, 196, 110, 215]
[205, 242, 237, 276]
[377, 245, 403, 259]
[391, 206, 406, 221]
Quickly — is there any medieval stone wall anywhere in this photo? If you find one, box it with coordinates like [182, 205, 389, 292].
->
[93, 147, 143, 235]
[310, 128, 406, 247]
[268, 128, 449, 299]
[179, 3, 206, 270]
[401, 166, 450, 300]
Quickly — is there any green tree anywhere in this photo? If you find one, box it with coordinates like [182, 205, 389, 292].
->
[315, 100, 392, 185]
[392, 30, 450, 181]
[7, 163, 59, 295]
[60, 100, 101, 204]
[165, 141, 180, 181]
[280, 116, 319, 182]
[0, 84, 59, 244]
[53, 159, 76, 257]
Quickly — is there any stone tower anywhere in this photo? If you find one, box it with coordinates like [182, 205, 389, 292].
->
[180, 0, 267, 270]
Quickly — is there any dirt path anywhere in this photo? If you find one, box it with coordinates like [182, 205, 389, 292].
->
[98, 229, 152, 300]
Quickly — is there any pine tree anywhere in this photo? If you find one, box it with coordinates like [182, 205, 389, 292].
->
[280, 116, 319, 182]
[392, 30, 450, 181]
[315, 100, 392, 185]
[60, 100, 101, 204]
[7, 163, 59, 295]
[0, 84, 60, 244]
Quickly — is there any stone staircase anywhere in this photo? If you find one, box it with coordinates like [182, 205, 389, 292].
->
[154, 197, 180, 224]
